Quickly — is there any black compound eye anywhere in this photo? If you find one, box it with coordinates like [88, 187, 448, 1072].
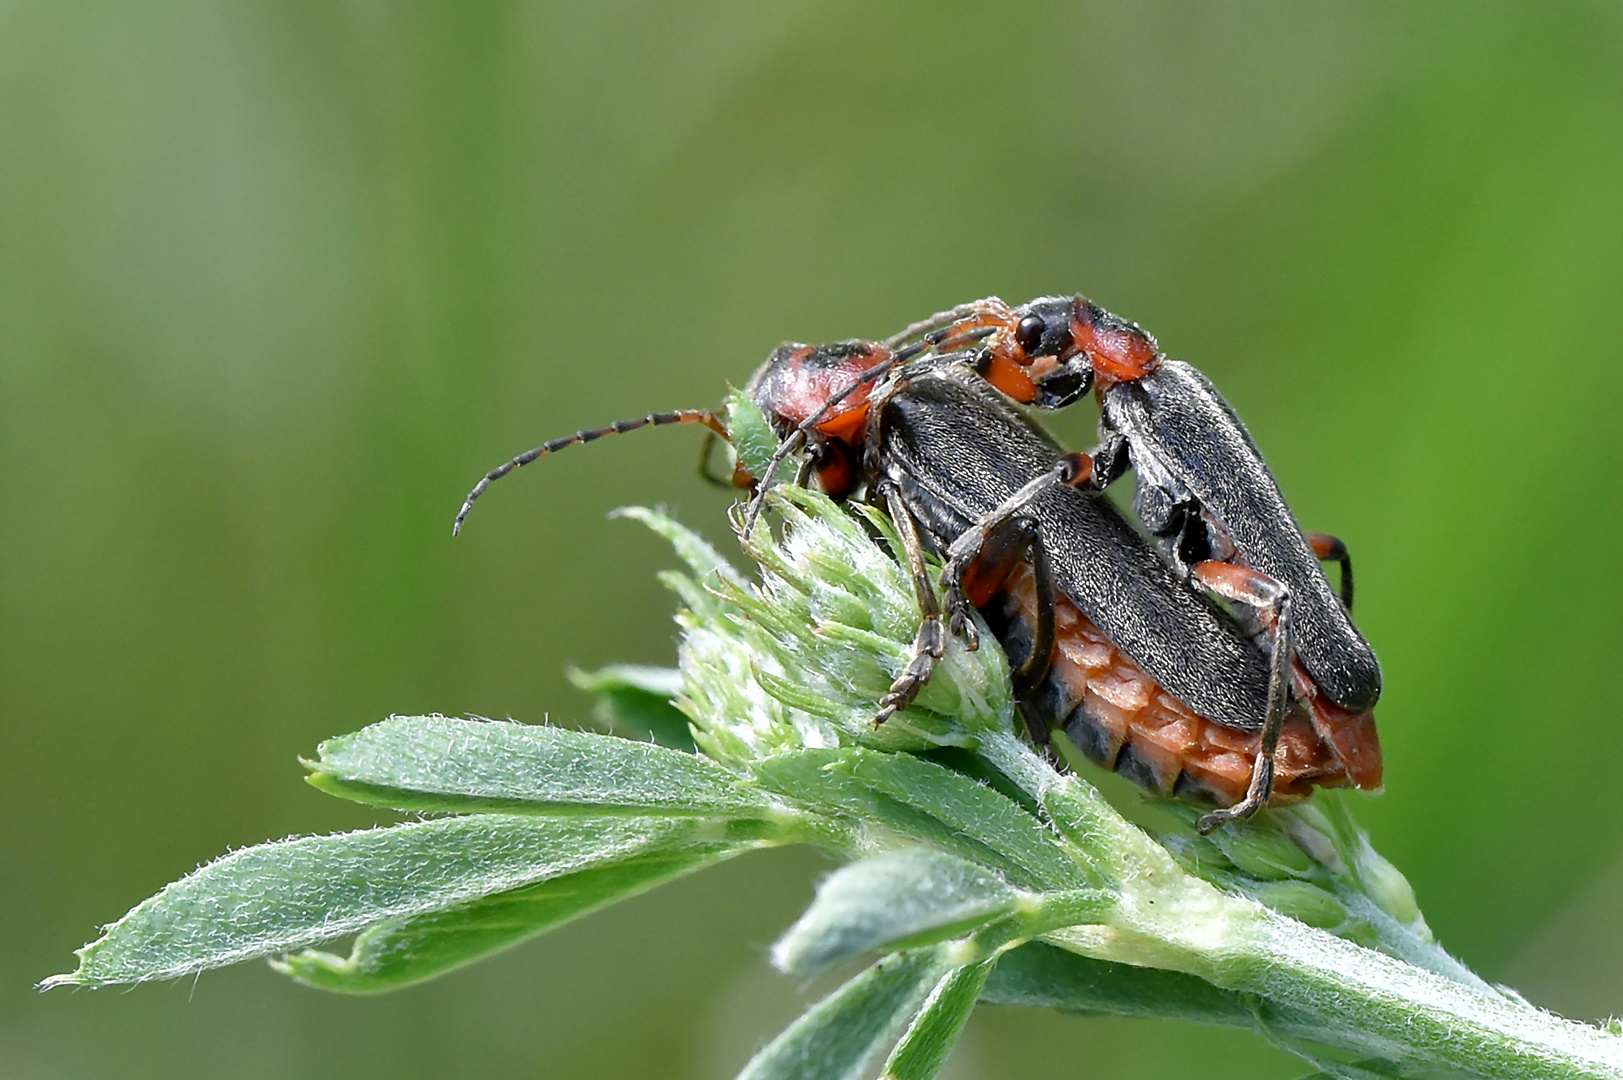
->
[1015, 315, 1047, 355]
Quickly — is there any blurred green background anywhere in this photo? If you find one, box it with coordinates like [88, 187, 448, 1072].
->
[3, 3, 1622, 1077]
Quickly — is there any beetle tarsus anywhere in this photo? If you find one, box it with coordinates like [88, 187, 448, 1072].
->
[1190, 572, 1294, 832]
[875, 617, 946, 725]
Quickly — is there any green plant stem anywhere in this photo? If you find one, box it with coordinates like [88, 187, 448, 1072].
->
[1327, 882, 1496, 995]
[976, 732, 1623, 1079]
[1230, 915, 1621, 1079]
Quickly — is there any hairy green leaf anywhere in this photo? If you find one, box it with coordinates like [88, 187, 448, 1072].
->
[751, 751, 1037, 886]
[880, 958, 996, 1080]
[982, 941, 1259, 1025]
[981, 942, 1410, 1066]
[833, 748, 1090, 891]
[726, 388, 779, 485]
[772, 850, 1020, 975]
[49, 814, 735, 987]
[568, 664, 694, 751]
[305, 716, 769, 816]
[273, 846, 738, 993]
[736, 949, 953, 1080]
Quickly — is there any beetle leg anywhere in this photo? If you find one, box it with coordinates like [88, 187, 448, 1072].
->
[938, 452, 1091, 650]
[938, 505, 1059, 763]
[696, 430, 739, 489]
[874, 448, 1083, 725]
[1085, 431, 1132, 490]
[874, 483, 947, 726]
[1192, 562, 1294, 833]
[1009, 526, 1056, 698]
[793, 445, 818, 489]
[1018, 701, 1061, 767]
[938, 515, 1056, 682]
[1305, 532, 1354, 612]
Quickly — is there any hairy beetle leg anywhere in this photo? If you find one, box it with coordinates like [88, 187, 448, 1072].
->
[697, 428, 746, 487]
[1017, 700, 1062, 767]
[1192, 561, 1295, 833]
[873, 454, 1086, 725]
[873, 484, 948, 726]
[941, 453, 1088, 635]
[897, 452, 1090, 726]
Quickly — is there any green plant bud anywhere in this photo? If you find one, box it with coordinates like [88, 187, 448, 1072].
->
[622, 488, 1015, 767]
[1245, 880, 1348, 930]
[1281, 797, 1425, 933]
[1352, 839, 1422, 929]
[1276, 803, 1344, 873]
[1209, 818, 1318, 881]
[1160, 832, 1237, 877]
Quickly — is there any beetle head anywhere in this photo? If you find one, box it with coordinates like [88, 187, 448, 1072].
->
[985, 295, 1095, 408]
[742, 340, 891, 498]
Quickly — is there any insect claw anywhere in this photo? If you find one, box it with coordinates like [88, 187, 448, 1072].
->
[947, 607, 980, 651]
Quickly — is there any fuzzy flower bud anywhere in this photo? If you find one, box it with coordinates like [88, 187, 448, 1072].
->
[620, 487, 1015, 770]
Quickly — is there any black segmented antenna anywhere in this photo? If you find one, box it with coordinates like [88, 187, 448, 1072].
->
[453, 409, 727, 535]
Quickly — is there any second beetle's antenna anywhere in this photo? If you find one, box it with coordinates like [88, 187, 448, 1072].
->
[453, 409, 728, 535]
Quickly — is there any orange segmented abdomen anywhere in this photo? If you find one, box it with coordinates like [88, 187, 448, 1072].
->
[994, 565, 1381, 807]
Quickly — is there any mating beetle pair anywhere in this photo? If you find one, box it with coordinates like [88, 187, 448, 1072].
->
[732, 331, 1379, 831]
[454, 295, 1382, 832]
